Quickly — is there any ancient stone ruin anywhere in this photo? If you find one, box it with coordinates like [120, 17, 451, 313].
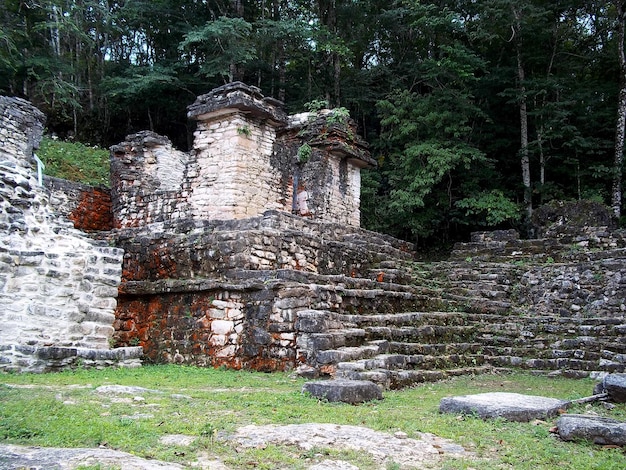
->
[1, 82, 625, 385]
[0, 96, 141, 371]
[110, 82, 374, 229]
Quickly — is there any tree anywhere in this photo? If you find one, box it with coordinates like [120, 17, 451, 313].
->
[179, 17, 256, 83]
[367, 1, 493, 242]
[612, 1, 626, 219]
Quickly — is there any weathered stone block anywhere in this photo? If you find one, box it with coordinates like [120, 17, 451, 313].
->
[296, 310, 330, 333]
[557, 414, 626, 446]
[439, 392, 567, 422]
[302, 379, 383, 403]
[594, 373, 626, 403]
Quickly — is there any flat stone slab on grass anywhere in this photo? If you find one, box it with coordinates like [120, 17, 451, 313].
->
[302, 379, 383, 403]
[158, 434, 197, 446]
[0, 444, 186, 469]
[0, 424, 470, 469]
[439, 392, 568, 422]
[94, 385, 164, 395]
[557, 414, 626, 446]
[225, 423, 470, 468]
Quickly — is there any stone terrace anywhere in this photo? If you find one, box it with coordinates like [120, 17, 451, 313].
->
[113, 208, 626, 386]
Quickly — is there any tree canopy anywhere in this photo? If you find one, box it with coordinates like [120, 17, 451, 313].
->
[2, 0, 625, 247]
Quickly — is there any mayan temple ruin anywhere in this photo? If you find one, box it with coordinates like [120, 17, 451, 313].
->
[1, 82, 625, 387]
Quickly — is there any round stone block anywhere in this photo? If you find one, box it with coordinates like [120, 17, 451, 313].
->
[439, 392, 567, 422]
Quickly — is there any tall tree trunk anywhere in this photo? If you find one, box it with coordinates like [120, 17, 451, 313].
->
[278, 44, 286, 102]
[538, 125, 545, 204]
[513, 6, 532, 225]
[537, 20, 558, 206]
[329, 0, 340, 107]
[50, 4, 61, 57]
[333, 54, 341, 107]
[318, 0, 340, 106]
[274, 0, 286, 102]
[612, 1, 626, 219]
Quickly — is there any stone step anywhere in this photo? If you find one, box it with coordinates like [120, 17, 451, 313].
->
[314, 341, 388, 365]
[446, 270, 519, 282]
[335, 352, 487, 373]
[478, 337, 626, 357]
[366, 268, 413, 285]
[339, 311, 472, 327]
[442, 294, 514, 314]
[364, 325, 477, 343]
[446, 277, 512, 289]
[491, 355, 626, 373]
[388, 341, 485, 355]
[336, 365, 495, 390]
[447, 286, 510, 300]
[450, 245, 626, 264]
[340, 232, 414, 258]
[483, 340, 626, 356]
[341, 311, 626, 338]
[365, 323, 626, 348]
[295, 309, 343, 333]
[298, 328, 367, 350]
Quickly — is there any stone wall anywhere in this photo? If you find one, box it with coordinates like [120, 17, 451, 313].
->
[110, 82, 375, 231]
[45, 176, 113, 232]
[112, 210, 415, 368]
[277, 111, 372, 226]
[188, 109, 286, 221]
[110, 132, 190, 228]
[0, 96, 140, 372]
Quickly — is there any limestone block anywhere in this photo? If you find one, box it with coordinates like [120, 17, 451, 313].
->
[296, 310, 330, 333]
[215, 345, 237, 357]
[212, 320, 234, 335]
[211, 300, 230, 309]
[557, 414, 626, 446]
[225, 307, 243, 320]
[439, 392, 568, 422]
[594, 373, 626, 402]
[303, 379, 383, 404]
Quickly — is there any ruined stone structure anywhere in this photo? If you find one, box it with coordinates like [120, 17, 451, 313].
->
[0, 96, 141, 372]
[1, 85, 625, 383]
[107, 83, 403, 370]
[110, 82, 374, 229]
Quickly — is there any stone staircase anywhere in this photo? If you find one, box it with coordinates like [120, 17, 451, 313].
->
[115, 208, 626, 383]
[333, 311, 493, 389]
[296, 261, 517, 388]
[296, 229, 626, 389]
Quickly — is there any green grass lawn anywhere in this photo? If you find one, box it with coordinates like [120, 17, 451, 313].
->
[1, 366, 624, 469]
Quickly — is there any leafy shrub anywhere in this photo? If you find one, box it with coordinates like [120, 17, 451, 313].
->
[37, 137, 110, 187]
[455, 190, 521, 227]
[297, 143, 312, 163]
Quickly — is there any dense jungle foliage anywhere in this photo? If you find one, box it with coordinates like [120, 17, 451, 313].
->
[2, 1, 626, 246]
